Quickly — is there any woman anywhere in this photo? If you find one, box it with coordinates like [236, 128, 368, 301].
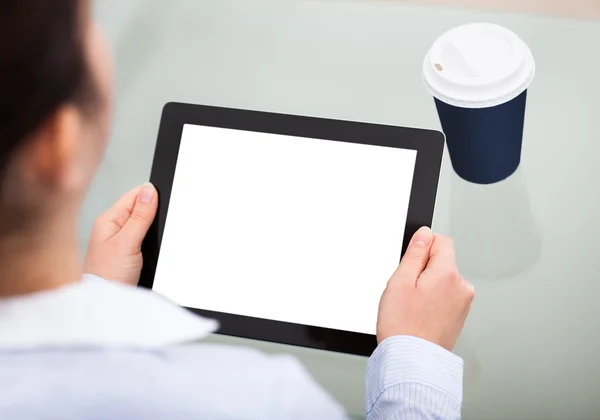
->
[0, 1, 474, 419]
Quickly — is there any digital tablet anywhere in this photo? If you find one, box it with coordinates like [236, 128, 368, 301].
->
[140, 103, 444, 356]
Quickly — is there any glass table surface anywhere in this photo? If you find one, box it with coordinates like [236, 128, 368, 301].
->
[89, 1, 600, 418]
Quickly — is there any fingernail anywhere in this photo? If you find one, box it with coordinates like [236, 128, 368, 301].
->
[140, 183, 155, 204]
[413, 226, 432, 246]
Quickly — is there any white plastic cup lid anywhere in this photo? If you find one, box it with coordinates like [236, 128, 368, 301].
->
[422, 23, 535, 108]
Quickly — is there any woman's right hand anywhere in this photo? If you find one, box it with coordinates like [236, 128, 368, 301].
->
[376, 227, 475, 351]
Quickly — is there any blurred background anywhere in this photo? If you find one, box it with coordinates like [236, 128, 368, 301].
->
[406, 0, 600, 19]
[90, 1, 600, 419]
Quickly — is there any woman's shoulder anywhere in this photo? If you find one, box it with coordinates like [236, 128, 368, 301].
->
[0, 345, 316, 419]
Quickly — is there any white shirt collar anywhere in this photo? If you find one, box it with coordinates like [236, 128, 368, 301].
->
[0, 276, 218, 350]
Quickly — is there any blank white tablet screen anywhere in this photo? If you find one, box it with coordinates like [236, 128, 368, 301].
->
[153, 124, 417, 335]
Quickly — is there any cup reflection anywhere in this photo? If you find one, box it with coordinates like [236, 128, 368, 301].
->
[449, 166, 541, 279]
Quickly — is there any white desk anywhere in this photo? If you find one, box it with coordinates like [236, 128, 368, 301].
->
[88, 1, 600, 418]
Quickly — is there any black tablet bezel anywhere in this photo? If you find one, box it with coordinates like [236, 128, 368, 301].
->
[140, 102, 444, 357]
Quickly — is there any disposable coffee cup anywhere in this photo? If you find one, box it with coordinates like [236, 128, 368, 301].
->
[423, 23, 535, 184]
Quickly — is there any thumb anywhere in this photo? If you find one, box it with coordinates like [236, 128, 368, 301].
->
[119, 183, 158, 250]
[391, 226, 433, 286]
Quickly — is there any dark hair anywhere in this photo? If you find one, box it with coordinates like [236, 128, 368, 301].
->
[0, 0, 91, 177]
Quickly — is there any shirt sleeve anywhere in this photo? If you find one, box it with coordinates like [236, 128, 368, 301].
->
[365, 336, 464, 420]
[81, 274, 107, 283]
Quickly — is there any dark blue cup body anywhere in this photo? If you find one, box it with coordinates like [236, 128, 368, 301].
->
[434, 90, 527, 184]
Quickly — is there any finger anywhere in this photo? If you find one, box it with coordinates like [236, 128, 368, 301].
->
[426, 235, 458, 273]
[390, 226, 434, 286]
[93, 186, 143, 240]
[118, 183, 158, 250]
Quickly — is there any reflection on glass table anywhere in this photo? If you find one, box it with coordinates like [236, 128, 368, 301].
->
[450, 167, 542, 279]
[90, 1, 600, 418]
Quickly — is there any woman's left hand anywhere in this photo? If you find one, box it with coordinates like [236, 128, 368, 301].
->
[83, 183, 158, 286]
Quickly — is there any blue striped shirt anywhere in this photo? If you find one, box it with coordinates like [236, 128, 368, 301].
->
[0, 276, 463, 419]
